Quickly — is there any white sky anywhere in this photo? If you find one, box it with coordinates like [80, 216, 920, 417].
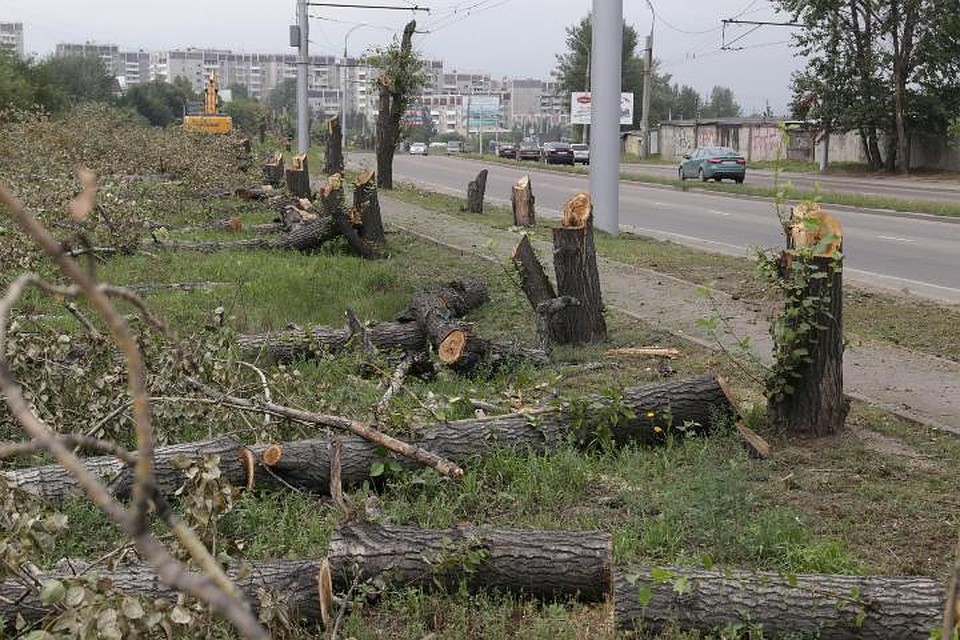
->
[3, 0, 802, 114]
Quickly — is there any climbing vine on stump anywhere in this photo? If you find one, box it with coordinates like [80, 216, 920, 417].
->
[760, 202, 849, 436]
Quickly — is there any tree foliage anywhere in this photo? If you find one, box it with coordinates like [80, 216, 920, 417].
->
[120, 77, 196, 127]
[0, 52, 115, 116]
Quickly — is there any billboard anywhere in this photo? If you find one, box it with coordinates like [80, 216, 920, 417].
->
[570, 92, 634, 125]
[465, 95, 501, 131]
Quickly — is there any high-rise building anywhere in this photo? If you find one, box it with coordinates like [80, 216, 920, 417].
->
[1, 22, 25, 59]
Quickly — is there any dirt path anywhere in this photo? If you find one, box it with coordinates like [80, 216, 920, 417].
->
[380, 194, 960, 436]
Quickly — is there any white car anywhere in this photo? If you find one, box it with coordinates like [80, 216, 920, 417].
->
[571, 143, 590, 165]
[409, 142, 428, 156]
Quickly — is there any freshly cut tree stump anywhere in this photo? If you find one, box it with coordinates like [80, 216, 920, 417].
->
[262, 151, 284, 187]
[511, 174, 536, 226]
[614, 567, 943, 639]
[6, 375, 734, 502]
[285, 153, 311, 198]
[552, 192, 606, 345]
[462, 169, 489, 213]
[535, 296, 580, 353]
[768, 204, 849, 436]
[512, 234, 556, 308]
[324, 114, 344, 175]
[329, 523, 611, 601]
[321, 173, 385, 260]
[352, 169, 386, 248]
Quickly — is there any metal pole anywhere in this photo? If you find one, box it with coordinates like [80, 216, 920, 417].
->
[589, 0, 622, 236]
[479, 105, 484, 156]
[584, 40, 591, 145]
[296, 0, 310, 154]
[342, 23, 368, 153]
[640, 1, 654, 159]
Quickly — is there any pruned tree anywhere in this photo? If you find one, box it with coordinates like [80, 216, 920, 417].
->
[369, 20, 425, 189]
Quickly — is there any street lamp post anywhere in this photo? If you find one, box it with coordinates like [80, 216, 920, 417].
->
[342, 23, 369, 153]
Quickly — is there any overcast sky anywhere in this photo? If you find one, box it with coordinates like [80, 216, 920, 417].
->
[5, 0, 802, 114]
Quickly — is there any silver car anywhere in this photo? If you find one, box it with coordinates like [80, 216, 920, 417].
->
[571, 143, 590, 165]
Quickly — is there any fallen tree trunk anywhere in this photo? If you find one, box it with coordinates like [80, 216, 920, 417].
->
[462, 169, 489, 213]
[155, 217, 337, 253]
[5, 375, 733, 501]
[240, 277, 489, 361]
[614, 567, 944, 639]
[329, 523, 610, 601]
[285, 153, 311, 198]
[511, 174, 535, 226]
[324, 115, 344, 175]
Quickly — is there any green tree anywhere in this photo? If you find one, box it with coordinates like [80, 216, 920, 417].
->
[0, 50, 37, 113]
[701, 86, 742, 118]
[38, 55, 115, 105]
[267, 78, 298, 116]
[227, 82, 249, 101]
[121, 78, 195, 126]
[673, 85, 702, 120]
[224, 98, 268, 139]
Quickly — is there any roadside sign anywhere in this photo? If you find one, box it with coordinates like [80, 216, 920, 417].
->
[570, 92, 634, 125]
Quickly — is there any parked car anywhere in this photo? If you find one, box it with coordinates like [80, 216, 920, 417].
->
[541, 141, 575, 165]
[678, 146, 746, 183]
[446, 140, 464, 154]
[517, 140, 540, 161]
[497, 143, 516, 159]
[409, 142, 428, 156]
[571, 143, 590, 165]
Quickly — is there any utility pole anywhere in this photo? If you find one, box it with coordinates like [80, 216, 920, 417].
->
[589, 0, 622, 236]
[342, 23, 369, 154]
[639, 0, 654, 159]
[295, 0, 310, 154]
[583, 44, 591, 145]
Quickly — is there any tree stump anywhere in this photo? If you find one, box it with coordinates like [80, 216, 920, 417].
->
[322, 173, 385, 260]
[352, 168, 386, 248]
[324, 114, 344, 175]
[463, 169, 489, 213]
[511, 174, 535, 226]
[262, 151, 284, 187]
[552, 193, 606, 345]
[284, 153, 311, 198]
[768, 204, 848, 436]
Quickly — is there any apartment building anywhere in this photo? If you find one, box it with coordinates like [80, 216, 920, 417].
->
[0, 22, 24, 58]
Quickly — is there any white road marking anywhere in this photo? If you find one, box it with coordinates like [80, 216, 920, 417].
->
[709, 209, 731, 217]
[877, 235, 917, 243]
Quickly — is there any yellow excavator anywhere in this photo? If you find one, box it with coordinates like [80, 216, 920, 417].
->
[184, 73, 233, 134]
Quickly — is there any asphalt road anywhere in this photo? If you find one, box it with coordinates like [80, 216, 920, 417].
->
[352, 153, 960, 304]
[620, 162, 960, 204]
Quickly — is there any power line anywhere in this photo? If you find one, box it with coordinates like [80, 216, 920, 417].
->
[307, 2, 430, 10]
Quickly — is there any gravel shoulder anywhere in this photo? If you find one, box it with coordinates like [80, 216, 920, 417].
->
[380, 193, 960, 436]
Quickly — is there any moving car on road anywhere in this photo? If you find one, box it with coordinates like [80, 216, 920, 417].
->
[571, 143, 590, 165]
[497, 143, 516, 159]
[541, 141, 575, 165]
[409, 142, 428, 156]
[517, 140, 541, 161]
[678, 147, 746, 183]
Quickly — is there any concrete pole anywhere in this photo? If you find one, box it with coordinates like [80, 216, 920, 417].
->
[589, 0, 622, 236]
[296, 0, 309, 154]
[640, 34, 653, 159]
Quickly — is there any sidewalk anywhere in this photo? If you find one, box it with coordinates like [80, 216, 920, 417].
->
[381, 194, 960, 436]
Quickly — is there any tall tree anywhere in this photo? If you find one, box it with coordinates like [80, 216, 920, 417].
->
[673, 85, 702, 120]
[121, 78, 195, 127]
[267, 78, 298, 116]
[369, 20, 424, 189]
[701, 86, 742, 118]
[38, 55, 115, 105]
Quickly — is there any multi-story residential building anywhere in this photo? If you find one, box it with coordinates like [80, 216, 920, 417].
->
[56, 42, 150, 88]
[0, 22, 24, 58]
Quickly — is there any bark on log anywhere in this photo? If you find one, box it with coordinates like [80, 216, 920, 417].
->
[285, 153, 311, 198]
[322, 173, 385, 260]
[329, 523, 611, 601]
[536, 296, 580, 353]
[768, 206, 848, 436]
[239, 278, 489, 362]
[614, 567, 944, 639]
[552, 194, 606, 345]
[462, 169, 489, 213]
[511, 174, 536, 226]
[262, 152, 284, 187]
[324, 115, 344, 175]
[156, 216, 336, 253]
[352, 169, 386, 247]
[512, 235, 556, 308]
[5, 375, 733, 501]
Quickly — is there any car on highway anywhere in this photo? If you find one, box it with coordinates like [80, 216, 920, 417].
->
[678, 146, 746, 183]
[497, 143, 516, 159]
[571, 143, 590, 165]
[517, 140, 540, 161]
[541, 141, 575, 165]
[409, 142, 428, 156]
[446, 140, 464, 154]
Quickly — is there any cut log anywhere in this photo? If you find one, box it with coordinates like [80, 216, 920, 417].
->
[262, 152, 284, 187]
[614, 567, 944, 639]
[285, 153, 311, 198]
[352, 169, 386, 247]
[329, 523, 611, 601]
[512, 235, 556, 308]
[511, 174, 536, 226]
[322, 173, 385, 260]
[239, 278, 490, 362]
[6, 375, 734, 502]
[156, 216, 337, 253]
[552, 193, 606, 345]
[324, 114, 344, 175]
[462, 169, 489, 213]
[768, 205, 849, 436]
[606, 347, 682, 359]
